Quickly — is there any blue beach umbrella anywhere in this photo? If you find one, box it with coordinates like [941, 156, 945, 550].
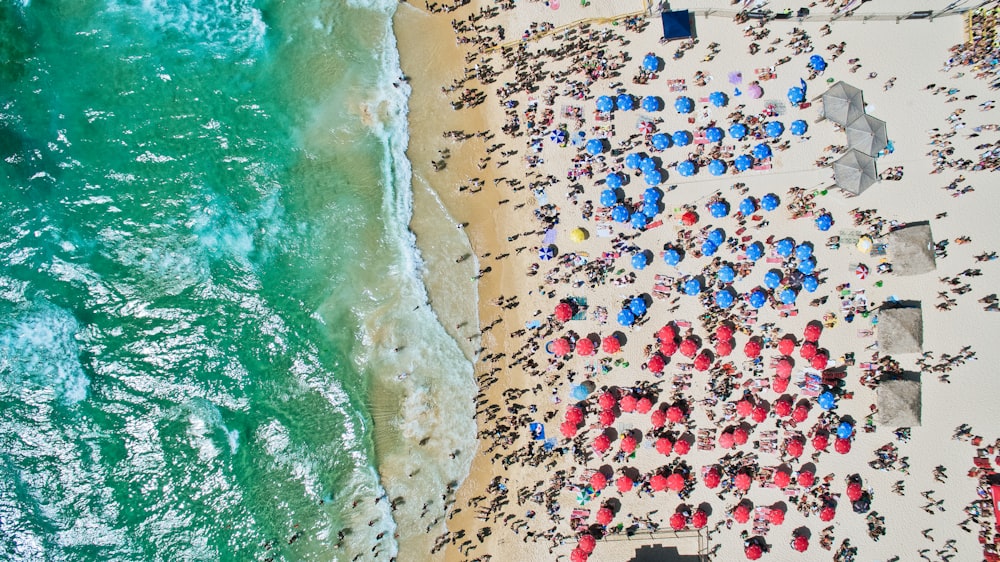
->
[570, 384, 590, 401]
[837, 421, 854, 439]
[749, 289, 767, 309]
[709, 91, 728, 107]
[795, 244, 814, 261]
[705, 127, 724, 143]
[708, 228, 725, 246]
[718, 265, 736, 283]
[709, 200, 728, 218]
[642, 53, 660, 72]
[600, 189, 618, 207]
[611, 205, 630, 222]
[790, 120, 808, 136]
[643, 188, 661, 203]
[763, 270, 782, 289]
[739, 197, 756, 216]
[630, 212, 648, 230]
[745, 242, 764, 261]
[815, 213, 833, 231]
[729, 123, 748, 140]
[663, 248, 682, 266]
[672, 130, 691, 147]
[734, 154, 754, 172]
[642, 201, 659, 217]
[809, 55, 827, 71]
[587, 138, 604, 155]
[539, 245, 555, 260]
[625, 152, 644, 169]
[776, 238, 795, 257]
[677, 160, 696, 177]
[617, 94, 634, 111]
[702, 239, 718, 256]
[802, 275, 819, 293]
[632, 253, 649, 270]
[651, 133, 671, 151]
[605, 173, 623, 189]
[753, 143, 772, 160]
[787, 86, 805, 105]
[640, 157, 658, 174]
[818, 391, 836, 410]
[550, 129, 567, 143]
[684, 278, 701, 296]
[596, 95, 614, 112]
[715, 290, 735, 309]
[642, 96, 661, 112]
[760, 193, 780, 211]
[674, 96, 694, 113]
[644, 168, 663, 186]
[708, 159, 727, 177]
[780, 288, 797, 304]
[798, 258, 816, 275]
[764, 121, 784, 138]
[630, 296, 647, 316]
[617, 308, 636, 326]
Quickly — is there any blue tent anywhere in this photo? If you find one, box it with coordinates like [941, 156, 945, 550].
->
[708, 159, 727, 177]
[709, 91, 728, 107]
[809, 54, 827, 72]
[708, 228, 725, 246]
[642, 96, 661, 112]
[787, 86, 805, 105]
[763, 270, 782, 289]
[746, 242, 764, 261]
[550, 129, 567, 143]
[705, 127, 724, 143]
[795, 244, 813, 261]
[642, 201, 659, 217]
[616, 94, 634, 111]
[802, 275, 819, 293]
[660, 9, 692, 41]
[672, 130, 691, 147]
[605, 173, 622, 189]
[753, 143, 773, 160]
[587, 138, 604, 155]
[780, 288, 797, 304]
[596, 95, 614, 113]
[631, 252, 648, 270]
[729, 123, 748, 140]
[625, 152, 644, 169]
[629, 296, 647, 316]
[764, 121, 784, 138]
[776, 238, 795, 257]
[718, 265, 736, 283]
[640, 157, 658, 174]
[683, 278, 701, 296]
[739, 197, 756, 216]
[570, 384, 590, 400]
[642, 53, 660, 72]
[837, 421, 854, 439]
[815, 213, 833, 231]
[644, 168, 663, 186]
[611, 205, 630, 222]
[539, 245, 555, 260]
[790, 120, 808, 136]
[734, 154, 754, 172]
[709, 200, 728, 218]
[715, 290, 735, 309]
[760, 193, 780, 211]
[651, 133, 671, 151]
[617, 308, 636, 326]
[798, 258, 816, 275]
[663, 248, 682, 266]
[630, 212, 648, 229]
[677, 160, 696, 177]
[749, 289, 767, 308]
[674, 96, 694, 114]
[600, 189, 617, 207]
[643, 188, 661, 203]
[702, 239, 718, 256]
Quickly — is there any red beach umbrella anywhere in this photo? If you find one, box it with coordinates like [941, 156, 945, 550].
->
[598, 392, 617, 410]
[773, 470, 791, 488]
[660, 338, 678, 357]
[736, 400, 753, 417]
[565, 406, 584, 425]
[656, 437, 673, 455]
[620, 435, 637, 454]
[797, 471, 815, 487]
[792, 534, 809, 552]
[715, 338, 733, 357]
[734, 504, 751, 523]
[811, 353, 828, 370]
[776, 358, 793, 377]
[694, 351, 712, 371]
[620, 395, 638, 413]
[578, 534, 596, 553]
[666, 405, 685, 423]
[719, 432, 735, 449]
[692, 509, 709, 529]
[650, 474, 669, 492]
[647, 354, 665, 373]
[792, 404, 810, 423]
[799, 341, 817, 360]
[590, 472, 608, 491]
[576, 337, 595, 356]
[744, 339, 762, 358]
[846, 481, 863, 502]
[555, 302, 574, 322]
[596, 507, 614, 525]
[602, 335, 621, 354]
[666, 473, 685, 491]
[599, 409, 616, 427]
[819, 505, 836, 521]
[768, 508, 785, 525]
[786, 438, 804, 458]
[772, 376, 790, 393]
[651, 409, 667, 428]
[774, 399, 792, 417]
[705, 467, 721, 488]
[778, 336, 796, 356]
[673, 439, 691, 455]
[803, 323, 822, 342]
[560, 421, 578, 438]
[553, 337, 572, 356]
[571, 548, 589, 562]
[716, 324, 734, 341]
[834, 437, 851, 454]
[657, 324, 676, 342]
[680, 338, 699, 358]
[616, 476, 634, 493]
[636, 397, 653, 414]
[812, 434, 829, 451]
[680, 210, 698, 226]
[745, 544, 763, 560]
[735, 472, 752, 491]
[593, 434, 611, 453]
[733, 427, 749, 445]
[752, 405, 768, 423]
[670, 512, 687, 530]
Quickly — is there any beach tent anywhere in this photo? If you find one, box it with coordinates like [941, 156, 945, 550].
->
[877, 305, 923, 354]
[845, 114, 889, 157]
[821, 81, 865, 125]
[660, 9, 692, 41]
[877, 373, 922, 427]
[832, 149, 878, 195]
[888, 222, 936, 275]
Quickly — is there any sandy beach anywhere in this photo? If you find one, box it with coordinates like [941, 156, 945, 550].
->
[396, 1, 1000, 561]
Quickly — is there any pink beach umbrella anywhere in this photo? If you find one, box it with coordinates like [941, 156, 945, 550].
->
[834, 437, 852, 454]
[565, 406, 584, 425]
[811, 353, 828, 370]
[679, 338, 699, 358]
[803, 323, 822, 342]
[576, 337, 595, 356]
[636, 397, 653, 414]
[773, 470, 791, 488]
[704, 467, 722, 488]
[590, 472, 608, 491]
[667, 473, 685, 492]
[735, 472, 752, 491]
[598, 391, 617, 410]
[786, 437, 805, 458]
[768, 508, 785, 525]
[776, 358, 793, 378]
[599, 409, 616, 427]
[778, 336, 796, 356]
[620, 435, 637, 454]
[596, 507, 614, 525]
[657, 324, 677, 342]
[571, 548, 589, 562]
[693, 351, 712, 371]
[555, 302, 574, 322]
[812, 434, 829, 451]
[716, 324, 734, 341]
[772, 376, 790, 393]
[650, 474, 669, 492]
[792, 534, 809, 552]
[616, 475, 634, 493]
[648, 354, 665, 373]
[666, 405, 685, 423]
[560, 421, 578, 438]
[670, 512, 687, 530]
[651, 409, 667, 428]
[673, 439, 691, 455]
[819, 505, 836, 521]
[797, 471, 815, 488]
[655, 437, 673, 455]
[602, 335, 621, 354]
[578, 534, 596, 553]
[792, 404, 810, 423]
[751, 405, 768, 423]
[692, 509, 709, 529]
[733, 504, 751, 524]
[620, 395, 638, 413]
[733, 427, 749, 445]
[553, 337, 572, 356]
[736, 400, 753, 417]
[774, 399, 792, 418]
[715, 338, 733, 357]
[744, 339, 762, 358]
[660, 338, 678, 357]
[799, 341, 817, 360]
[719, 432, 735, 449]
[593, 434, 611, 453]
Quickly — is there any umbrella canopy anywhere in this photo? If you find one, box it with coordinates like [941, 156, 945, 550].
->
[802, 275, 819, 292]
[819, 505, 836, 521]
[666, 405, 685, 423]
[710, 91, 728, 107]
[550, 129, 567, 143]
[602, 334, 621, 354]
[764, 121, 784, 138]
[796, 255, 815, 274]
[815, 213, 833, 231]
[719, 431, 735, 449]
[647, 354, 665, 373]
[643, 53, 660, 72]
[599, 409, 616, 427]
[571, 548, 588, 562]
[620, 435, 638, 453]
[642, 95, 661, 112]
[679, 337, 699, 358]
[605, 172, 623, 189]
[553, 337, 572, 356]
[832, 148, 878, 195]
[792, 404, 810, 423]
[579, 534, 596, 553]
[773, 470, 791, 488]
[734, 504, 751, 523]
[593, 434, 611, 453]
[694, 351, 712, 371]
[674, 96, 694, 113]
[743, 339, 762, 358]
[631, 252, 649, 270]
[560, 421, 578, 438]
[650, 474, 669, 492]
[657, 324, 676, 341]
[764, 270, 782, 289]
[666, 473, 685, 491]
[733, 427, 749, 445]
[611, 205, 630, 222]
[705, 468, 722, 488]
[738, 197, 756, 216]
[837, 421, 854, 439]
[800, 341, 817, 359]
[811, 353, 828, 370]
[775, 357, 793, 377]
[729, 123, 749, 140]
[787, 86, 805, 105]
[775, 399, 793, 417]
[625, 152, 644, 169]
[847, 481, 863, 502]
[812, 433, 829, 451]
[643, 188, 661, 204]
[655, 436, 673, 455]
[669, 512, 686, 530]
[776, 238, 795, 257]
[835, 437, 851, 454]
[616, 475, 634, 493]
[709, 200, 728, 218]
[747, 83, 763, 99]
[751, 405, 768, 423]
[745, 545, 763, 561]
[576, 337, 595, 356]
[663, 248, 682, 266]
[616, 94, 634, 111]
[680, 210, 698, 225]
[705, 127, 724, 143]
[571, 384, 589, 401]
[753, 143, 772, 160]
[768, 508, 785, 525]
[746, 242, 764, 261]
[596, 506, 614, 525]
[672, 130, 692, 147]
[586, 138, 604, 155]
[555, 302, 574, 322]
[715, 339, 733, 357]
[644, 168, 663, 186]
[650, 133, 670, 150]
[786, 438, 804, 458]
[590, 471, 608, 491]
[570, 227, 588, 242]
[650, 409, 667, 428]
[617, 308, 635, 326]
[683, 278, 701, 296]
[772, 376, 790, 393]
[708, 228, 725, 246]
[809, 54, 827, 71]
[798, 471, 815, 487]
[673, 440, 691, 456]
[635, 397, 653, 414]
[780, 288, 797, 305]
[598, 392, 617, 410]
[660, 339, 678, 356]
[778, 336, 796, 355]
[677, 160, 696, 177]
[565, 406, 584, 425]
[793, 535, 809, 552]
[539, 245, 556, 260]
[640, 157, 657, 174]
[735, 472, 752, 490]
[749, 289, 767, 309]
[708, 159, 727, 176]
[691, 509, 708, 529]
[790, 119, 808, 136]
[600, 188, 618, 207]
[702, 240, 719, 258]
[795, 243, 813, 261]
[821, 81, 865, 125]
[596, 95, 614, 112]
[717, 265, 736, 284]
[619, 394, 637, 412]
[760, 193, 780, 211]
[730, 155, 750, 174]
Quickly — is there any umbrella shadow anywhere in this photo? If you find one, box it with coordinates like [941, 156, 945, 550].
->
[698, 502, 714, 516]
[598, 464, 614, 479]
[800, 462, 817, 475]
[622, 466, 642, 481]
[611, 330, 628, 347]
[793, 526, 812, 539]
[603, 498, 622, 513]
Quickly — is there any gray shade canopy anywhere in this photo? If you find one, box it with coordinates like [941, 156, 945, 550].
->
[821, 81, 865, 125]
[832, 149, 878, 195]
[845, 114, 889, 156]
[877, 374, 921, 427]
[888, 223, 936, 275]
[877, 306, 923, 354]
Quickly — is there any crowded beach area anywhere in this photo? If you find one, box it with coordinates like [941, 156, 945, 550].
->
[395, 0, 1000, 561]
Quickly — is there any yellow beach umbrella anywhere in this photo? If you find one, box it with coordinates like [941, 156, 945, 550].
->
[856, 235, 872, 254]
[570, 227, 588, 242]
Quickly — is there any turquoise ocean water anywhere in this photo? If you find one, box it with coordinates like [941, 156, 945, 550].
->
[0, 1, 476, 560]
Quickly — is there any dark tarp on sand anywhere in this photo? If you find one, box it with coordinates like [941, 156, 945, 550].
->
[661, 10, 692, 40]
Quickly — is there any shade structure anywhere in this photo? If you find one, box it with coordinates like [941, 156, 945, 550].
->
[611, 205, 630, 222]
[642, 53, 660, 72]
[748, 290, 767, 309]
[847, 481, 863, 502]
[691, 509, 708, 529]
[792, 404, 810, 423]
[764, 121, 784, 138]
[619, 394, 637, 412]
[586, 138, 604, 155]
[793, 535, 809, 552]
[650, 474, 669, 492]
[733, 504, 751, 523]
[657, 324, 675, 341]
[620, 434, 637, 453]
[796, 257, 815, 275]
[733, 154, 753, 172]
[877, 306, 924, 355]
[679, 337, 698, 358]
[776, 238, 795, 257]
[747, 83, 763, 99]
[664, 473, 684, 492]
[819, 505, 836, 521]
[605, 173, 623, 190]
[644, 168, 663, 186]
[552, 337, 572, 356]
[674, 440, 691, 456]
[751, 405, 768, 423]
[768, 508, 785, 525]
[735, 472, 752, 490]
[821, 81, 865, 125]
[590, 471, 608, 490]
[599, 409, 616, 427]
[631, 252, 649, 270]
[704, 468, 722, 488]
[672, 130, 692, 146]
[753, 143, 772, 160]
[555, 302, 574, 322]
[677, 160, 696, 177]
[790, 119, 808, 136]
[773, 470, 791, 488]
[655, 436, 673, 455]
[778, 336, 797, 355]
[760, 193, 780, 211]
[617, 308, 635, 326]
[663, 248, 682, 266]
[674, 96, 694, 113]
[733, 427, 749, 445]
[798, 471, 815, 487]
[570, 228, 588, 242]
[647, 353, 665, 373]
[718, 265, 736, 283]
[811, 353, 828, 370]
[596, 506, 614, 525]
[834, 437, 851, 454]
[616, 475, 634, 493]
[635, 397, 653, 414]
[683, 278, 701, 296]
[877, 375, 922, 427]
[708, 159, 727, 176]
[576, 337, 595, 356]
[600, 188, 618, 207]
[669, 512, 686, 530]
[560, 421, 578, 438]
[694, 351, 712, 371]
[596, 95, 614, 112]
[845, 114, 888, 156]
[710, 91, 728, 107]
[809, 54, 827, 71]
[832, 148, 878, 195]
[579, 534, 596, 554]
[802, 275, 819, 292]
[787, 86, 805, 105]
[598, 391, 617, 410]
[815, 213, 833, 231]
[709, 200, 728, 218]
[642, 95, 661, 112]
[729, 122, 749, 140]
[616, 94, 634, 111]
[625, 152, 644, 169]
[593, 434, 611, 453]
[763, 270, 782, 289]
[666, 405, 685, 423]
[705, 127, 724, 143]
[650, 132, 671, 150]
[640, 156, 657, 174]
[746, 243, 764, 261]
